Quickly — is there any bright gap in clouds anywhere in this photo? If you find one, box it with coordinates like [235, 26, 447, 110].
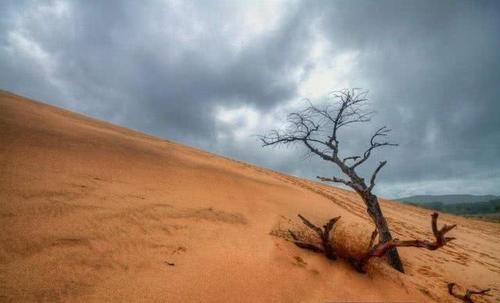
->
[214, 46, 361, 136]
[298, 26, 360, 99]
[230, 0, 290, 51]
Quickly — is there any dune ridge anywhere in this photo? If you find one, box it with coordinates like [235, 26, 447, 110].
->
[1, 90, 498, 302]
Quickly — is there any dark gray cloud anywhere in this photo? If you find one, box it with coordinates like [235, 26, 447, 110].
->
[1, 1, 312, 140]
[308, 0, 500, 196]
[1, 0, 499, 198]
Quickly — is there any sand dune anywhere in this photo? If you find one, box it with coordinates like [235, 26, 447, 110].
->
[1, 90, 498, 302]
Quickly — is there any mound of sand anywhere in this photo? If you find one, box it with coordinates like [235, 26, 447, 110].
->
[1, 90, 499, 302]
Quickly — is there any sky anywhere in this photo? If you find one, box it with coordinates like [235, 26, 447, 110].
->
[1, 0, 499, 198]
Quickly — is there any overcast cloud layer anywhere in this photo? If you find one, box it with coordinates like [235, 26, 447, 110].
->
[1, 0, 499, 198]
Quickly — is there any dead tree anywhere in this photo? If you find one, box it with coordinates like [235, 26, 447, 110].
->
[287, 212, 456, 273]
[261, 88, 404, 272]
[447, 283, 492, 303]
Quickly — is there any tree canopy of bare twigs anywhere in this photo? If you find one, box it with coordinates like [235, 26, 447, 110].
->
[261, 88, 404, 271]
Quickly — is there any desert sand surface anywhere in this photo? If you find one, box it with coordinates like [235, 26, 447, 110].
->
[1, 90, 499, 302]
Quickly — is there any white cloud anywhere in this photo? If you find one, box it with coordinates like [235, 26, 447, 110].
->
[3, 0, 73, 101]
[225, 0, 293, 53]
[298, 47, 360, 99]
[214, 105, 261, 141]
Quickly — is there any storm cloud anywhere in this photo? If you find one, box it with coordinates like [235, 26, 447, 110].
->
[1, 0, 499, 198]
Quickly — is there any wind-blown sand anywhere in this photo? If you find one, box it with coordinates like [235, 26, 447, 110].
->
[1, 90, 498, 302]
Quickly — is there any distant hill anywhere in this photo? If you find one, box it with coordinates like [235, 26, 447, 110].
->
[397, 194, 500, 219]
[407, 199, 500, 216]
[397, 194, 499, 204]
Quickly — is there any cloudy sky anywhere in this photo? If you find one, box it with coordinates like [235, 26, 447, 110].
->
[1, 0, 499, 198]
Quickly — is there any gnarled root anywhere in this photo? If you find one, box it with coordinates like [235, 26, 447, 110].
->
[352, 212, 456, 272]
[288, 212, 456, 274]
[288, 214, 340, 260]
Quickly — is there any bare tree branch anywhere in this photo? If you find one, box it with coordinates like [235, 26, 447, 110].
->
[316, 176, 355, 188]
[288, 230, 324, 253]
[297, 214, 323, 237]
[368, 161, 387, 192]
[291, 214, 341, 260]
[343, 156, 361, 163]
[448, 282, 492, 303]
[303, 139, 336, 162]
[351, 127, 398, 169]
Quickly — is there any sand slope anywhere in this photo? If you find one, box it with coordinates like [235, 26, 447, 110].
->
[1, 90, 498, 302]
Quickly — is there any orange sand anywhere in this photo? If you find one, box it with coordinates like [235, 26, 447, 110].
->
[1, 90, 498, 302]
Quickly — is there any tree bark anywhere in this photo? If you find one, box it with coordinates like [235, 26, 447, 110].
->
[364, 194, 405, 272]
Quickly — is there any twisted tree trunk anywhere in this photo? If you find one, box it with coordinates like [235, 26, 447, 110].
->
[321, 169, 405, 272]
[364, 193, 404, 272]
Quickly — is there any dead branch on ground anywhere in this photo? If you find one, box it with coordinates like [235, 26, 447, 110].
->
[447, 282, 492, 303]
[288, 214, 340, 260]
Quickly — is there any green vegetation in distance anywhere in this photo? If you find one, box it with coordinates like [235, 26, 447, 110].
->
[406, 199, 500, 223]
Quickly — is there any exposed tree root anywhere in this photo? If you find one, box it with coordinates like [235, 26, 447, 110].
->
[288, 214, 340, 260]
[351, 212, 456, 272]
[288, 212, 456, 273]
